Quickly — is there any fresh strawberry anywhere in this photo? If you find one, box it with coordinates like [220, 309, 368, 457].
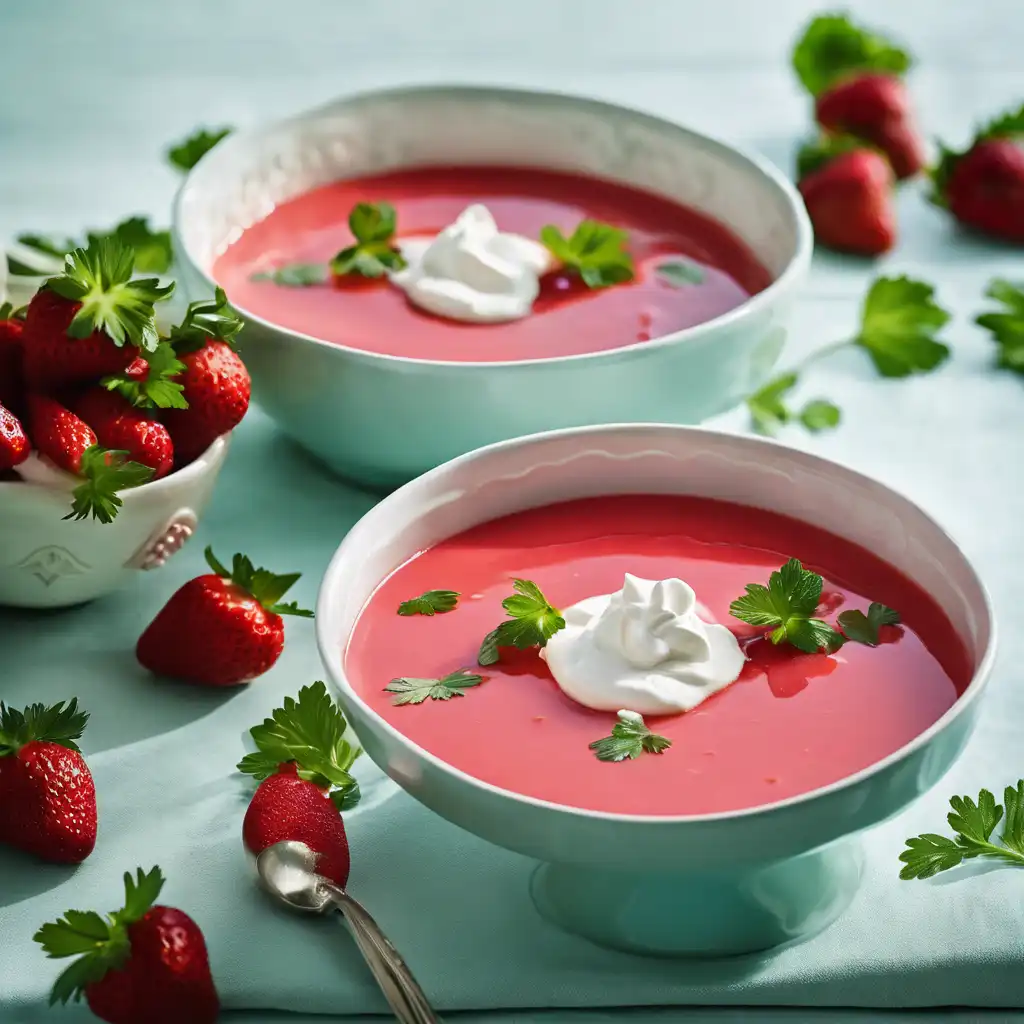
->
[0, 308, 26, 412]
[0, 401, 30, 469]
[137, 547, 314, 686]
[932, 104, 1024, 244]
[34, 866, 219, 1024]
[75, 389, 174, 480]
[20, 236, 173, 389]
[797, 139, 896, 256]
[27, 394, 155, 523]
[162, 289, 249, 465]
[816, 74, 925, 180]
[0, 699, 96, 863]
[239, 682, 361, 887]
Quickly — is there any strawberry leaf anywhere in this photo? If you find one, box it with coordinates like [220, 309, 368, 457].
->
[796, 133, 871, 180]
[65, 446, 155, 524]
[0, 698, 89, 756]
[203, 547, 313, 615]
[170, 287, 244, 354]
[117, 867, 164, 925]
[101, 341, 188, 410]
[167, 126, 233, 172]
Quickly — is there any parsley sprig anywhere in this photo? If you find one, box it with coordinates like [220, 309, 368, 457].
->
[900, 782, 1024, 879]
[330, 202, 407, 279]
[589, 710, 672, 762]
[101, 341, 188, 410]
[385, 668, 484, 705]
[975, 278, 1024, 375]
[746, 275, 951, 435]
[397, 589, 460, 616]
[66, 446, 155, 524]
[837, 603, 900, 646]
[478, 579, 565, 666]
[166, 126, 233, 172]
[540, 220, 634, 289]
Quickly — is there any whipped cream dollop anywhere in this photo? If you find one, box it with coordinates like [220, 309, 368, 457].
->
[541, 574, 746, 715]
[389, 204, 555, 323]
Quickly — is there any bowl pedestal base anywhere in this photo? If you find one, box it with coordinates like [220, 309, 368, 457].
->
[529, 840, 864, 957]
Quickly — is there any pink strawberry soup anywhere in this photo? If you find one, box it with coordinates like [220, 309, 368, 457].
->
[212, 166, 772, 362]
[344, 494, 970, 817]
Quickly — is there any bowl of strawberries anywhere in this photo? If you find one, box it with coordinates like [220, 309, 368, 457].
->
[0, 236, 251, 609]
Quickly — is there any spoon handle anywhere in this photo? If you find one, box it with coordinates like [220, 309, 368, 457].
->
[322, 882, 441, 1024]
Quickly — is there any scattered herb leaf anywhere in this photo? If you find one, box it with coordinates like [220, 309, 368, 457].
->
[746, 373, 840, 436]
[799, 399, 842, 432]
[589, 710, 672, 762]
[167, 126, 233, 172]
[477, 579, 565, 666]
[101, 341, 188, 410]
[837, 602, 900, 646]
[656, 260, 704, 287]
[330, 202, 406, 278]
[385, 669, 484, 705]
[975, 278, 1024, 375]
[65, 446, 155, 524]
[397, 590, 460, 616]
[251, 263, 329, 287]
[540, 220, 634, 289]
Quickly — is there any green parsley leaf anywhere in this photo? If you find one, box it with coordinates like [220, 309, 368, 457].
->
[855, 276, 951, 378]
[384, 668, 484, 705]
[250, 262, 329, 287]
[589, 710, 672, 762]
[792, 13, 911, 97]
[101, 341, 188, 410]
[169, 287, 244, 354]
[746, 373, 841, 436]
[477, 578, 566, 666]
[837, 602, 900, 646]
[65, 446, 155, 524]
[397, 589, 460, 616]
[799, 399, 841, 432]
[330, 202, 407, 279]
[729, 558, 844, 654]
[975, 278, 1024, 374]
[540, 220, 634, 289]
[0, 698, 89, 757]
[91, 216, 173, 275]
[204, 547, 313, 616]
[237, 681, 361, 805]
[656, 260, 704, 287]
[166, 126, 233, 172]
[900, 782, 1024, 879]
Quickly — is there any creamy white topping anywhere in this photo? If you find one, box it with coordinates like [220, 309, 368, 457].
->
[389, 204, 555, 323]
[541, 574, 746, 715]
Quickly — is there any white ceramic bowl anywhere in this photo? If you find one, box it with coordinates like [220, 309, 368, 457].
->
[316, 424, 995, 956]
[174, 85, 812, 488]
[0, 437, 229, 609]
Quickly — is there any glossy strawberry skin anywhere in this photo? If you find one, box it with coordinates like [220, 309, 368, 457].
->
[0, 402, 30, 470]
[243, 769, 351, 887]
[84, 906, 219, 1024]
[0, 318, 25, 413]
[944, 139, 1024, 243]
[21, 288, 139, 390]
[137, 574, 286, 686]
[799, 149, 896, 256]
[75, 389, 174, 479]
[816, 73, 925, 180]
[0, 742, 96, 863]
[163, 341, 250, 465]
[27, 394, 98, 474]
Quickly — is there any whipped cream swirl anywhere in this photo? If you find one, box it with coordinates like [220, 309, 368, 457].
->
[541, 574, 745, 715]
[390, 204, 555, 323]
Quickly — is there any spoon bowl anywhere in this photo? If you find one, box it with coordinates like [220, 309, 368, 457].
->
[256, 839, 334, 913]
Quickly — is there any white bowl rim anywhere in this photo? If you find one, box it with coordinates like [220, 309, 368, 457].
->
[173, 82, 814, 371]
[317, 421, 998, 826]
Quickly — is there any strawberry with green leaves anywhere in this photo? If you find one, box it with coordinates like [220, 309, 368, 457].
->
[0, 699, 96, 863]
[239, 681, 361, 887]
[21, 236, 173, 389]
[34, 867, 219, 1024]
[137, 547, 314, 686]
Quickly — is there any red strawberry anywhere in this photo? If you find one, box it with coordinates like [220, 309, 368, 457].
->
[35, 866, 219, 1024]
[0, 312, 25, 412]
[932, 104, 1024, 244]
[0, 401, 30, 469]
[816, 74, 925, 180]
[239, 681, 361, 887]
[797, 140, 896, 256]
[0, 699, 96, 863]
[137, 546, 314, 686]
[27, 394, 155, 523]
[75, 388, 174, 480]
[163, 289, 249, 465]
[20, 236, 173, 389]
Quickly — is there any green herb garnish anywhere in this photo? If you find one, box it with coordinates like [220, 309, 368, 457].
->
[539, 220, 634, 289]
[900, 782, 1024, 879]
[656, 260, 704, 287]
[65, 446, 155, 524]
[747, 372, 841, 435]
[330, 202, 407, 279]
[478, 579, 565, 666]
[384, 668, 484, 705]
[397, 590, 460, 616]
[975, 278, 1024, 375]
[167, 126, 233, 172]
[101, 341, 188, 410]
[250, 263, 330, 287]
[589, 710, 672, 762]
[837, 603, 900, 646]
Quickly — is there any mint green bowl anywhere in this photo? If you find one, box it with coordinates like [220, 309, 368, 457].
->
[316, 424, 996, 957]
[173, 85, 812, 489]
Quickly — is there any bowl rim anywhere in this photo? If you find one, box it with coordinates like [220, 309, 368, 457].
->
[317, 421, 998, 826]
[172, 82, 813, 371]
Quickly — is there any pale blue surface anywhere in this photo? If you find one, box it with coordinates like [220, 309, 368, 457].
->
[2, 0, 1024, 1021]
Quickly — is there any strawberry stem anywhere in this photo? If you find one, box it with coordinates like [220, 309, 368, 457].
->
[0, 698, 89, 757]
[204, 546, 314, 617]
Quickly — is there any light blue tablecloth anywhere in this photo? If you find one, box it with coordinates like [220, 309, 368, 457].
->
[3, 1, 1024, 1021]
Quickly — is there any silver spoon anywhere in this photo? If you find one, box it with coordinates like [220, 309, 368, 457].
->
[256, 840, 440, 1024]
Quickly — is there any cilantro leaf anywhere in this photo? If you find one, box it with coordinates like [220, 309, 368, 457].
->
[900, 782, 1024, 879]
[975, 278, 1024, 374]
[65, 446, 155, 524]
[397, 589, 460, 616]
[477, 578, 566, 666]
[792, 13, 911, 97]
[101, 341, 188, 410]
[330, 202, 406, 279]
[0, 698, 89, 757]
[589, 710, 672, 762]
[166, 126, 233, 172]
[251, 263, 329, 287]
[540, 220, 634, 289]
[204, 547, 313, 616]
[855, 276, 951, 378]
[729, 558, 844, 653]
[837, 602, 900, 646]
[384, 668, 484, 705]
[656, 260, 704, 287]
[169, 287, 244, 354]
